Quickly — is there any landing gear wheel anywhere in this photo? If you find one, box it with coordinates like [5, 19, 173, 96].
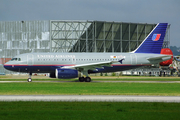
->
[85, 77, 91, 82]
[27, 72, 32, 82]
[79, 77, 85, 82]
[27, 78, 32, 82]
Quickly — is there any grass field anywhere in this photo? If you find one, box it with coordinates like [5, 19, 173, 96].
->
[0, 81, 180, 95]
[1, 102, 180, 120]
[0, 75, 180, 95]
[1, 76, 180, 119]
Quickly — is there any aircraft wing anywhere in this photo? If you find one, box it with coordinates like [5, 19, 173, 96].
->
[62, 60, 123, 71]
[147, 55, 172, 63]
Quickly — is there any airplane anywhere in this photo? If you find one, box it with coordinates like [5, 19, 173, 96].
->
[4, 23, 172, 82]
[171, 56, 180, 73]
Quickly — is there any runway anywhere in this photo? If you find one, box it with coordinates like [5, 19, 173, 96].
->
[0, 95, 180, 102]
[1, 80, 180, 83]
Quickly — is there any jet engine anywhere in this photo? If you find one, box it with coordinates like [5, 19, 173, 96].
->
[159, 48, 173, 66]
[55, 69, 79, 79]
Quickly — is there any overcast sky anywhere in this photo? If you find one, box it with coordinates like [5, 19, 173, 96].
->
[0, 0, 179, 47]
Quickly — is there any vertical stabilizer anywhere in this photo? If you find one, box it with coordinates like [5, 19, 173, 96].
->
[133, 23, 168, 54]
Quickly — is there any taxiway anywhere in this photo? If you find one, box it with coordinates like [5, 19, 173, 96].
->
[0, 95, 180, 102]
[1, 80, 180, 83]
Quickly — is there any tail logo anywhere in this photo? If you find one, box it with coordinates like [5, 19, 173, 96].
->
[152, 34, 161, 41]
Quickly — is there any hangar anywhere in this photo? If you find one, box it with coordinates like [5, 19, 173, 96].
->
[0, 20, 170, 74]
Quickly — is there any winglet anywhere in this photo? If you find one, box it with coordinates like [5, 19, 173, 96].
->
[132, 23, 168, 54]
[118, 58, 125, 64]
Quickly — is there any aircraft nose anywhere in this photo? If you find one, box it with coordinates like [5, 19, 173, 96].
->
[3, 62, 12, 71]
[4, 62, 8, 69]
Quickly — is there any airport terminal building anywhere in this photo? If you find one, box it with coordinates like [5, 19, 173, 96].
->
[0, 20, 170, 74]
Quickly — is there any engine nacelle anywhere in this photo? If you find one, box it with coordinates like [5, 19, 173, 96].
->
[55, 69, 79, 79]
[159, 48, 173, 66]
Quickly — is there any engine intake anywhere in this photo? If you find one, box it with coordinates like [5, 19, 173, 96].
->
[55, 69, 78, 79]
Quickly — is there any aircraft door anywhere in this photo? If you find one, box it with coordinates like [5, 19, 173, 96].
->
[72, 57, 76, 64]
[27, 54, 34, 65]
[130, 54, 137, 65]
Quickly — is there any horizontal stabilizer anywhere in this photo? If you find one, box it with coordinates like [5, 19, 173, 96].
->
[147, 55, 172, 63]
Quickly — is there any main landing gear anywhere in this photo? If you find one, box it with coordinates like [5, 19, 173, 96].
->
[27, 72, 32, 82]
[79, 77, 91, 82]
[78, 70, 91, 82]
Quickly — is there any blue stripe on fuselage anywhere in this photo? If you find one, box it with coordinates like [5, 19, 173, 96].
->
[4, 64, 148, 73]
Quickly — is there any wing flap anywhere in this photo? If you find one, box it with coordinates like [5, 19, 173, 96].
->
[62, 61, 118, 71]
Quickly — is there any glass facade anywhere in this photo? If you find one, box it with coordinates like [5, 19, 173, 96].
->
[52, 21, 169, 53]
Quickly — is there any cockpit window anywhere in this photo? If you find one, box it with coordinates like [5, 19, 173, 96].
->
[11, 58, 17, 61]
[11, 58, 21, 61]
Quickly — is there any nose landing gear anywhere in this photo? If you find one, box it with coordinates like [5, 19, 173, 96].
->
[27, 72, 32, 82]
[27, 78, 32, 82]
